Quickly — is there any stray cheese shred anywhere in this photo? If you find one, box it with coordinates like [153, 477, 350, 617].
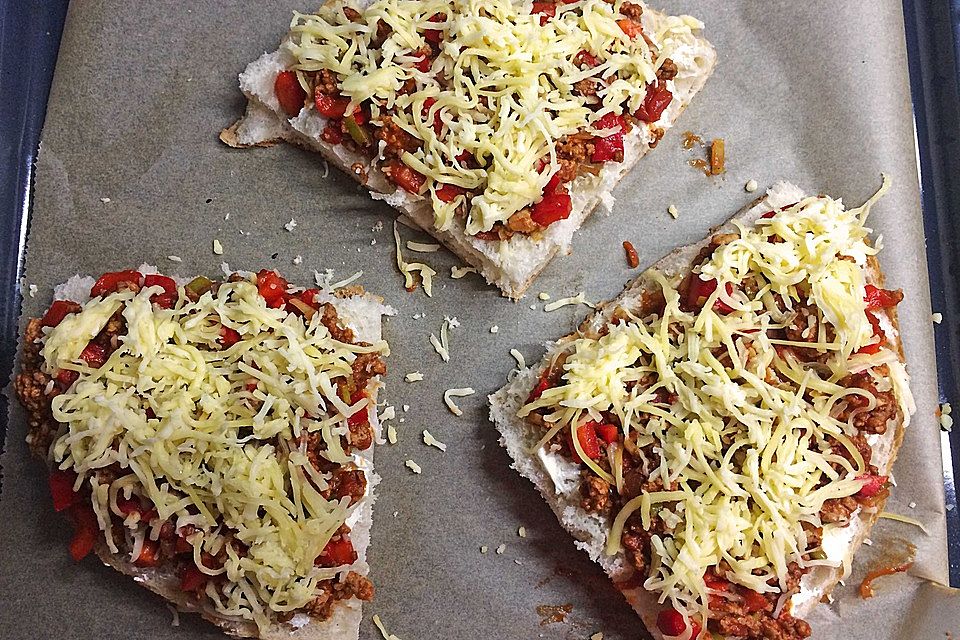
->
[518, 176, 915, 625]
[43, 279, 389, 630]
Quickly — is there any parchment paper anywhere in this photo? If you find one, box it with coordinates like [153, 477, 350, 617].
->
[2, 1, 957, 639]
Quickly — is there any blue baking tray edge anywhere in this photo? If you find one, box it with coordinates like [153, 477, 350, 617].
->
[0, 0, 957, 585]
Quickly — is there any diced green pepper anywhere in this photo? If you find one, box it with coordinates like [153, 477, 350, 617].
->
[185, 276, 214, 296]
[344, 116, 370, 146]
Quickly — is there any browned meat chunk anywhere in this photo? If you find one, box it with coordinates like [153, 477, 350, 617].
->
[320, 303, 355, 343]
[305, 571, 374, 620]
[820, 495, 858, 524]
[351, 353, 386, 392]
[836, 371, 897, 434]
[620, 2, 643, 19]
[324, 468, 367, 506]
[657, 58, 678, 81]
[506, 208, 540, 234]
[579, 471, 611, 513]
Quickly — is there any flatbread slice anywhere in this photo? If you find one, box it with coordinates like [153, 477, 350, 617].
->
[221, 0, 716, 299]
[490, 178, 915, 639]
[14, 265, 393, 639]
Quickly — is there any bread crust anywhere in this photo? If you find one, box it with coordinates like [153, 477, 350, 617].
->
[489, 182, 910, 638]
[221, 3, 717, 299]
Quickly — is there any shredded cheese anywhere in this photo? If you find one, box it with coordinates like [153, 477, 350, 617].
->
[43, 279, 388, 630]
[405, 371, 424, 382]
[444, 387, 476, 416]
[430, 317, 457, 362]
[387, 425, 398, 444]
[451, 266, 478, 279]
[510, 348, 526, 369]
[287, 0, 698, 233]
[373, 614, 403, 640]
[405, 460, 422, 474]
[422, 429, 448, 451]
[406, 241, 441, 253]
[393, 221, 436, 295]
[878, 511, 928, 534]
[518, 178, 915, 624]
[543, 292, 594, 312]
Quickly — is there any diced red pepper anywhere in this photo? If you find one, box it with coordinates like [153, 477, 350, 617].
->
[414, 52, 433, 72]
[151, 292, 177, 309]
[256, 269, 290, 307]
[49, 470, 80, 512]
[857, 312, 885, 355]
[595, 423, 620, 444]
[760, 211, 777, 220]
[143, 274, 176, 294]
[179, 565, 208, 593]
[386, 161, 426, 194]
[703, 570, 728, 591]
[68, 504, 99, 562]
[299, 288, 321, 308]
[176, 534, 194, 555]
[435, 183, 465, 203]
[685, 277, 734, 314]
[635, 82, 673, 123]
[90, 270, 141, 297]
[424, 13, 445, 43]
[592, 134, 624, 163]
[314, 91, 352, 119]
[656, 608, 701, 638]
[134, 539, 162, 568]
[316, 536, 358, 567]
[864, 284, 903, 310]
[423, 97, 444, 135]
[347, 389, 369, 428]
[116, 495, 154, 518]
[219, 327, 241, 348]
[574, 49, 599, 67]
[275, 70, 307, 117]
[322, 120, 344, 145]
[856, 474, 887, 498]
[617, 18, 643, 39]
[543, 171, 567, 195]
[80, 343, 107, 369]
[530, 192, 573, 227]
[528, 371, 553, 403]
[41, 300, 79, 328]
[741, 589, 769, 613]
[56, 369, 80, 388]
[567, 422, 602, 462]
[532, 2, 557, 25]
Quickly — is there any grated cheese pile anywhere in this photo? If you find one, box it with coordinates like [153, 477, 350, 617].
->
[44, 279, 389, 630]
[519, 177, 914, 623]
[287, 0, 701, 233]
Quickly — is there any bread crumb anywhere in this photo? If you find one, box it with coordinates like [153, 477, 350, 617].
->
[404, 460, 422, 474]
[284, 218, 298, 232]
[932, 312, 943, 324]
[518, 526, 527, 538]
[529, 304, 536, 310]
[591, 633, 604, 640]
[28, 284, 37, 298]
[402, 404, 410, 412]
[667, 204, 679, 219]
[490, 325, 499, 334]
[538, 292, 551, 300]
[293, 255, 303, 265]
[423, 429, 447, 452]
[405, 372, 424, 382]
[387, 425, 398, 445]
[212, 239, 224, 255]
[370, 238, 377, 245]
[496, 543, 506, 555]
[745, 179, 758, 193]
[100, 197, 111, 203]
[909, 501, 917, 509]
[480, 545, 489, 554]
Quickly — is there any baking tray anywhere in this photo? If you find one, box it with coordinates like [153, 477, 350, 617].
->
[0, 0, 958, 636]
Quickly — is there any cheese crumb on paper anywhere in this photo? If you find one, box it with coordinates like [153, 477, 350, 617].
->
[430, 317, 457, 362]
[538, 292, 551, 301]
[668, 204, 679, 219]
[932, 312, 943, 324]
[444, 388, 475, 416]
[422, 430, 447, 451]
[451, 266, 478, 279]
[284, 218, 298, 232]
[496, 544, 506, 555]
[510, 348, 526, 369]
[404, 460, 422, 474]
[167, 255, 182, 263]
[212, 239, 224, 255]
[940, 402, 953, 431]
[544, 292, 594, 312]
[480, 545, 488, 554]
[490, 325, 499, 334]
[518, 526, 527, 538]
[745, 179, 758, 193]
[373, 615, 402, 640]
[393, 220, 436, 296]
[404, 372, 424, 382]
[406, 240, 440, 253]
[100, 197, 111, 203]
[293, 255, 303, 265]
[591, 633, 604, 640]
[28, 284, 38, 298]
[387, 425, 398, 444]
